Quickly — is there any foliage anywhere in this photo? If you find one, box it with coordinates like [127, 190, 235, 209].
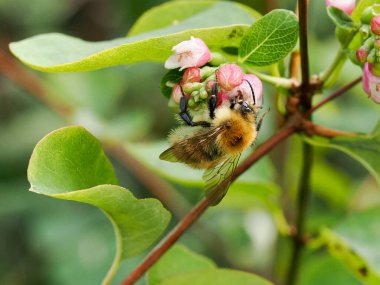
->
[2, 0, 380, 285]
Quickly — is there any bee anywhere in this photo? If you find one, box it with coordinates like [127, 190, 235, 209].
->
[160, 80, 267, 204]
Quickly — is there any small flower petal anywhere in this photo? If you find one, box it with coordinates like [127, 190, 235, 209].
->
[226, 74, 263, 106]
[216, 64, 244, 91]
[362, 62, 380, 104]
[326, 0, 355, 16]
[164, 37, 211, 70]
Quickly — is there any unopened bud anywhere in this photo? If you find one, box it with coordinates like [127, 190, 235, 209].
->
[188, 97, 196, 108]
[356, 47, 369, 62]
[182, 67, 201, 83]
[362, 62, 380, 103]
[205, 80, 216, 93]
[375, 38, 380, 49]
[360, 25, 370, 39]
[361, 4, 380, 24]
[371, 15, 380, 36]
[216, 64, 244, 91]
[182, 82, 203, 93]
[199, 88, 208, 99]
[171, 84, 183, 104]
[367, 49, 376, 63]
[200, 66, 217, 80]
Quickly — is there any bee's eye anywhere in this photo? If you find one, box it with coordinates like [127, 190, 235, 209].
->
[240, 101, 252, 113]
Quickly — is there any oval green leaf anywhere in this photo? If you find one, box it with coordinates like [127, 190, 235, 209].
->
[304, 121, 380, 186]
[10, 1, 259, 72]
[147, 244, 216, 285]
[320, 207, 380, 285]
[27, 126, 171, 283]
[238, 9, 299, 66]
[28, 126, 118, 194]
[159, 268, 273, 285]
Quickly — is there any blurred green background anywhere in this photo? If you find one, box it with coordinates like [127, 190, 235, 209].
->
[0, 1, 379, 285]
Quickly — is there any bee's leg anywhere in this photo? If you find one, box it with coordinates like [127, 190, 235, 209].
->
[208, 82, 218, 119]
[179, 90, 210, 127]
[256, 108, 270, 131]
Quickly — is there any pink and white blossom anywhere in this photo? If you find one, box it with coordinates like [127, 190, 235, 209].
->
[362, 63, 380, 104]
[164, 37, 211, 71]
[227, 74, 263, 107]
[325, 0, 355, 16]
[216, 64, 244, 91]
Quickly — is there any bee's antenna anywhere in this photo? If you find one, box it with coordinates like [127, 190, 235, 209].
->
[179, 84, 186, 99]
[244, 79, 256, 106]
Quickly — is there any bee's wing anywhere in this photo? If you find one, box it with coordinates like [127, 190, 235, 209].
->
[159, 147, 179, 162]
[202, 154, 241, 205]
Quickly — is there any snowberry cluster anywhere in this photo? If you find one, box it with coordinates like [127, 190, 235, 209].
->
[164, 37, 263, 111]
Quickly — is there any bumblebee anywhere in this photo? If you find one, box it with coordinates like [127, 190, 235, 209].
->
[160, 81, 266, 204]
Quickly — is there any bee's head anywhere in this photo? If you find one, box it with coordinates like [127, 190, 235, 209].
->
[240, 101, 253, 113]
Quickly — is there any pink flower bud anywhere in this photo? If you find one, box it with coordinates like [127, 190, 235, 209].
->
[164, 37, 211, 71]
[226, 74, 263, 107]
[216, 90, 229, 107]
[371, 15, 380, 36]
[205, 79, 216, 93]
[171, 84, 183, 104]
[356, 47, 369, 63]
[362, 62, 380, 104]
[326, 0, 355, 16]
[216, 64, 244, 91]
[182, 67, 201, 83]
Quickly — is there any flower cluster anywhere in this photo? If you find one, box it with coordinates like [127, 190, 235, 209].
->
[164, 37, 263, 111]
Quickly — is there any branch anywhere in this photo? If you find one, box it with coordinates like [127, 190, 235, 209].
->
[121, 125, 297, 285]
[286, 142, 313, 285]
[303, 121, 358, 138]
[306, 76, 362, 116]
[298, 0, 310, 107]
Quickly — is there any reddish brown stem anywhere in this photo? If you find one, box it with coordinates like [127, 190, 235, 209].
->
[121, 125, 296, 285]
[306, 76, 362, 116]
[303, 121, 357, 138]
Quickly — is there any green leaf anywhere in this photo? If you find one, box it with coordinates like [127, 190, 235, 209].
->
[160, 69, 185, 99]
[238, 9, 299, 66]
[158, 268, 273, 285]
[299, 252, 362, 285]
[320, 207, 380, 285]
[146, 244, 216, 285]
[304, 121, 380, 187]
[128, 1, 261, 37]
[27, 126, 171, 284]
[327, 6, 357, 29]
[10, 1, 259, 72]
[28, 126, 118, 194]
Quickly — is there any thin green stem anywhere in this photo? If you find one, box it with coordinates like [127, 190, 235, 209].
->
[286, 142, 313, 285]
[101, 214, 123, 285]
[245, 67, 295, 89]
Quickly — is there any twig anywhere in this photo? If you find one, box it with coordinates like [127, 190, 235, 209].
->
[285, 2, 312, 285]
[286, 142, 313, 285]
[303, 121, 357, 138]
[121, 125, 297, 285]
[306, 76, 362, 116]
[298, 0, 310, 107]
